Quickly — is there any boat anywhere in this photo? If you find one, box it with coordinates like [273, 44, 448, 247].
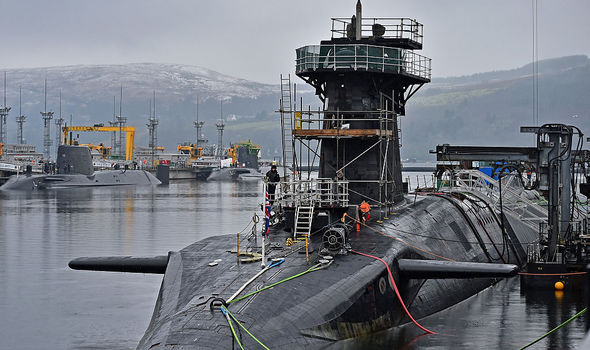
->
[207, 140, 263, 181]
[68, 2, 586, 348]
[0, 144, 161, 190]
[193, 156, 218, 180]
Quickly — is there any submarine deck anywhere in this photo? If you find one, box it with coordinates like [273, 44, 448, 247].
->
[138, 192, 539, 349]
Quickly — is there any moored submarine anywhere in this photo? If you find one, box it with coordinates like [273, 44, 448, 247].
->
[0, 144, 160, 190]
[70, 2, 546, 348]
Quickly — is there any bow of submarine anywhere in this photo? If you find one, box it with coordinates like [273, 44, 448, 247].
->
[137, 193, 537, 349]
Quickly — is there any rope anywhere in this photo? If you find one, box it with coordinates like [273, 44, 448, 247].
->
[518, 308, 587, 349]
[518, 271, 587, 276]
[221, 306, 245, 350]
[228, 259, 285, 303]
[343, 213, 455, 262]
[350, 249, 436, 335]
[228, 264, 322, 304]
[223, 306, 270, 350]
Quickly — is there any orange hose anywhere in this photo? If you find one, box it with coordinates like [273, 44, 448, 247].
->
[518, 272, 587, 276]
[350, 249, 437, 335]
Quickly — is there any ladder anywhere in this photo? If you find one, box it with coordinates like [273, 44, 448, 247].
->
[280, 74, 295, 178]
[294, 205, 314, 241]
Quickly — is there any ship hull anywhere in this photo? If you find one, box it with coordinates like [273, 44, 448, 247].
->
[0, 169, 161, 191]
[207, 167, 262, 181]
[137, 192, 538, 349]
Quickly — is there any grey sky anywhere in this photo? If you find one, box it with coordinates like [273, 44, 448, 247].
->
[1, 0, 589, 84]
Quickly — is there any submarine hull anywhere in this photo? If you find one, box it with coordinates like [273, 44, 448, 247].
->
[206, 167, 263, 181]
[0, 170, 161, 191]
[137, 193, 538, 349]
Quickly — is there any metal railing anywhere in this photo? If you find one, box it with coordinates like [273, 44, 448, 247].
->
[296, 44, 431, 80]
[330, 17, 423, 44]
[291, 112, 396, 134]
[439, 169, 547, 229]
[276, 178, 349, 208]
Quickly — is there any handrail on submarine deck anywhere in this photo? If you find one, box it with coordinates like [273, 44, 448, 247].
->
[440, 169, 547, 227]
[265, 178, 350, 208]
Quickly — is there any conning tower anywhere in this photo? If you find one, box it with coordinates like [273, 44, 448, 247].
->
[294, 0, 430, 205]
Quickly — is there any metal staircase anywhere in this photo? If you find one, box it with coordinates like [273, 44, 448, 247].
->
[280, 74, 295, 178]
[294, 205, 314, 241]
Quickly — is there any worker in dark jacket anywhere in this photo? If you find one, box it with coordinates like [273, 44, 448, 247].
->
[265, 165, 281, 203]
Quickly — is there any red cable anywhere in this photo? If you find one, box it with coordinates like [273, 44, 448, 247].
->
[350, 249, 437, 334]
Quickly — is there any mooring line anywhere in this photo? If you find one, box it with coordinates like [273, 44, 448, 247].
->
[518, 308, 587, 349]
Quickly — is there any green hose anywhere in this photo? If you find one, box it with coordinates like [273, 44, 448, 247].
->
[224, 306, 270, 350]
[519, 307, 587, 349]
[221, 306, 244, 350]
[228, 265, 320, 304]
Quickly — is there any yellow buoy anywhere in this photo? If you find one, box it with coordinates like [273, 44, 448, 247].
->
[554, 281, 565, 290]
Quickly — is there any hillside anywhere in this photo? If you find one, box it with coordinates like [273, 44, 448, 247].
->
[402, 55, 590, 159]
[0, 63, 284, 157]
[1, 56, 589, 160]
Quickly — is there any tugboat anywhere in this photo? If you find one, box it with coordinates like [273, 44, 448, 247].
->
[70, 2, 554, 348]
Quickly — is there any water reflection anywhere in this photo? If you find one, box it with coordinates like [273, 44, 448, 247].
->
[0, 181, 264, 350]
[0, 181, 587, 349]
[328, 277, 587, 349]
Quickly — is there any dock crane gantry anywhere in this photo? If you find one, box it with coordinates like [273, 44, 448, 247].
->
[62, 125, 136, 161]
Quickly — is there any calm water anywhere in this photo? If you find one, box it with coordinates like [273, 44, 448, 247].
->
[0, 180, 587, 349]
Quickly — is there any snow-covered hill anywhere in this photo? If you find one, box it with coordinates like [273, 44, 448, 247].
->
[4, 62, 278, 102]
[0, 63, 285, 154]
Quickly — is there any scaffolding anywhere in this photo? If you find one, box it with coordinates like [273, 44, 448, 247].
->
[278, 99, 400, 209]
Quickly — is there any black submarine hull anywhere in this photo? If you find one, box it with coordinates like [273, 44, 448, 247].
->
[136, 192, 538, 349]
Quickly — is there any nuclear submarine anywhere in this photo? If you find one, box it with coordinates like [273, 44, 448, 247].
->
[70, 2, 544, 348]
[0, 144, 160, 190]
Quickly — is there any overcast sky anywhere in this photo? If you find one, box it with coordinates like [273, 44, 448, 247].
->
[1, 0, 589, 84]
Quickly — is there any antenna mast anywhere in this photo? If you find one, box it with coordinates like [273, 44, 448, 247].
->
[215, 100, 225, 159]
[116, 86, 127, 157]
[40, 78, 54, 160]
[0, 72, 11, 145]
[16, 86, 26, 144]
[193, 96, 205, 148]
[55, 89, 64, 150]
[109, 96, 117, 152]
[147, 90, 159, 168]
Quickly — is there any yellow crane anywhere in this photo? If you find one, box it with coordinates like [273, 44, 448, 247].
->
[78, 143, 112, 159]
[177, 144, 202, 162]
[62, 126, 136, 161]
